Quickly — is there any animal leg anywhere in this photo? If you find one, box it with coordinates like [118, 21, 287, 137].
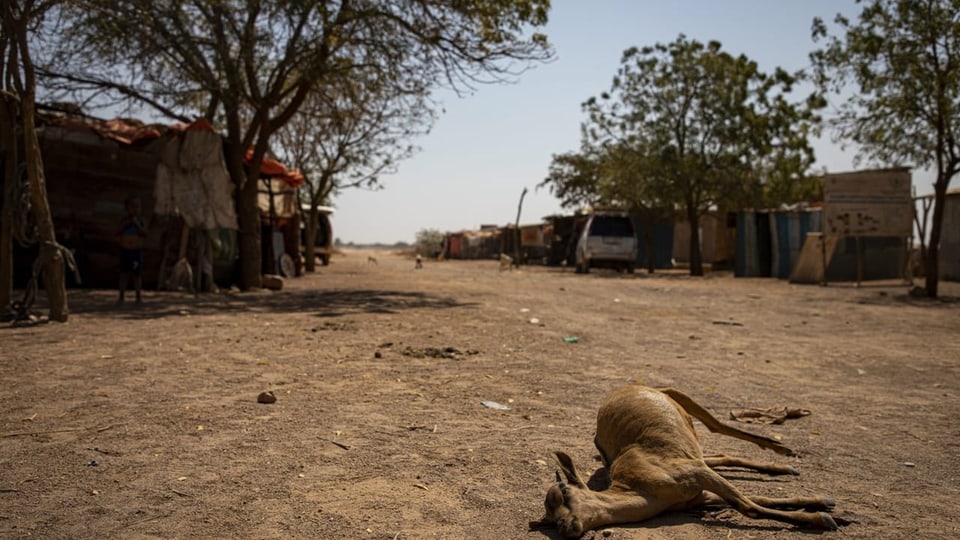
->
[699, 491, 835, 511]
[540, 483, 680, 538]
[702, 454, 798, 475]
[547, 451, 694, 537]
[659, 388, 795, 456]
[695, 467, 837, 529]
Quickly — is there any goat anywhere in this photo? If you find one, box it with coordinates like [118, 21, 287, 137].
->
[499, 253, 512, 271]
[531, 385, 837, 537]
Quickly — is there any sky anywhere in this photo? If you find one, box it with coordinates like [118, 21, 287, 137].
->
[334, 0, 882, 245]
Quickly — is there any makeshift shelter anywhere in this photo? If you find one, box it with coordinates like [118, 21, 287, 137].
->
[940, 188, 960, 281]
[736, 206, 908, 283]
[916, 186, 960, 281]
[736, 208, 822, 279]
[153, 118, 239, 291]
[9, 109, 301, 291]
[254, 149, 305, 277]
[632, 213, 674, 270]
[499, 223, 545, 263]
[674, 212, 734, 268]
[809, 168, 911, 284]
[444, 231, 465, 259]
[11, 113, 166, 288]
[544, 214, 587, 266]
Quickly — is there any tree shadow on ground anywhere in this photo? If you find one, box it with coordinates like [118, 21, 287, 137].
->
[849, 290, 960, 308]
[53, 287, 478, 321]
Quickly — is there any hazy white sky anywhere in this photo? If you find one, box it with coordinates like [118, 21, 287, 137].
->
[334, 0, 873, 244]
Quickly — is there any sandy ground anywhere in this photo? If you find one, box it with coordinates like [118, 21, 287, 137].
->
[2, 249, 959, 540]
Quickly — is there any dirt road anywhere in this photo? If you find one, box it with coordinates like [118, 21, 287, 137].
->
[2, 249, 959, 539]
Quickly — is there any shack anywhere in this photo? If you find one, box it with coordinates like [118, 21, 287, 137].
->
[12, 113, 167, 288]
[736, 208, 822, 279]
[737, 168, 912, 282]
[500, 223, 547, 263]
[940, 188, 960, 280]
[544, 214, 587, 266]
[255, 150, 304, 277]
[9, 109, 301, 290]
[916, 186, 960, 281]
[674, 212, 734, 270]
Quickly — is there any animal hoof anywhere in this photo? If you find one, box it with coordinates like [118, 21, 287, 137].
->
[557, 515, 584, 538]
[818, 512, 839, 530]
[788, 465, 800, 475]
[822, 497, 836, 510]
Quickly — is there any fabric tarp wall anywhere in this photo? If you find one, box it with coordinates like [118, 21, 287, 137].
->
[154, 129, 238, 230]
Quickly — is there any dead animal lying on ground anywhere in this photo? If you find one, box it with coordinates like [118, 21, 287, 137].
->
[531, 385, 837, 537]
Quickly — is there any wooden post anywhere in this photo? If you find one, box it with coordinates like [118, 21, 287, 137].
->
[0, 97, 16, 310]
[23, 100, 68, 321]
[513, 187, 527, 269]
[4, 6, 68, 321]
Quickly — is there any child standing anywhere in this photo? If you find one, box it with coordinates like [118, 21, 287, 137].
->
[117, 197, 147, 304]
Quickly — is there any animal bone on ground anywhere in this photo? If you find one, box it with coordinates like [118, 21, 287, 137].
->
[531, 385, 838, 537]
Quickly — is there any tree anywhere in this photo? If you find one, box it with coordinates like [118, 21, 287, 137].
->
[1, 0, 69, 322]
[540, 147, 606, 210]
[276, 67, 433, 272]
[811, 0, 960, 298]
[540, 142, 676, 272]
[583, 36, 822, 275]
[415, 228, 445, 257]
[43, 0, 552, 289]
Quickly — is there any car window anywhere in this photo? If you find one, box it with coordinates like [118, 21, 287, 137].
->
[589, 216, 634, 237]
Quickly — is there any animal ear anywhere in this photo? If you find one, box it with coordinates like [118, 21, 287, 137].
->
[553, 451, 587, 488]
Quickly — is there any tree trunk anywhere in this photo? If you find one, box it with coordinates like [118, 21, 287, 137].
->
[23, 97, 68, 321]
[222, 134, 263, 291]
[304, 206, 318, 272]
[236, 134, 275, 289]
[0, 98, 15, 310]
[924, 174, 949, 298]
[687, 203, 704, 276]
[237, 177, 261, 289]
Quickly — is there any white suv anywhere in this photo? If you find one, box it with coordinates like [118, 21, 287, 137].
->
[575, 212, 637, 274]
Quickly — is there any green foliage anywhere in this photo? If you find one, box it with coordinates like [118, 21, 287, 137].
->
[276, 62, 435, 216]
[584, 35, 822, 213]
[811, 0, 960, 297]
[414, 228, 445, 256]
[811, 0, 960, 171]
[540, 148, 605, 209]
[42, 0, 553, 289]
[546, 35, 823, 275]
